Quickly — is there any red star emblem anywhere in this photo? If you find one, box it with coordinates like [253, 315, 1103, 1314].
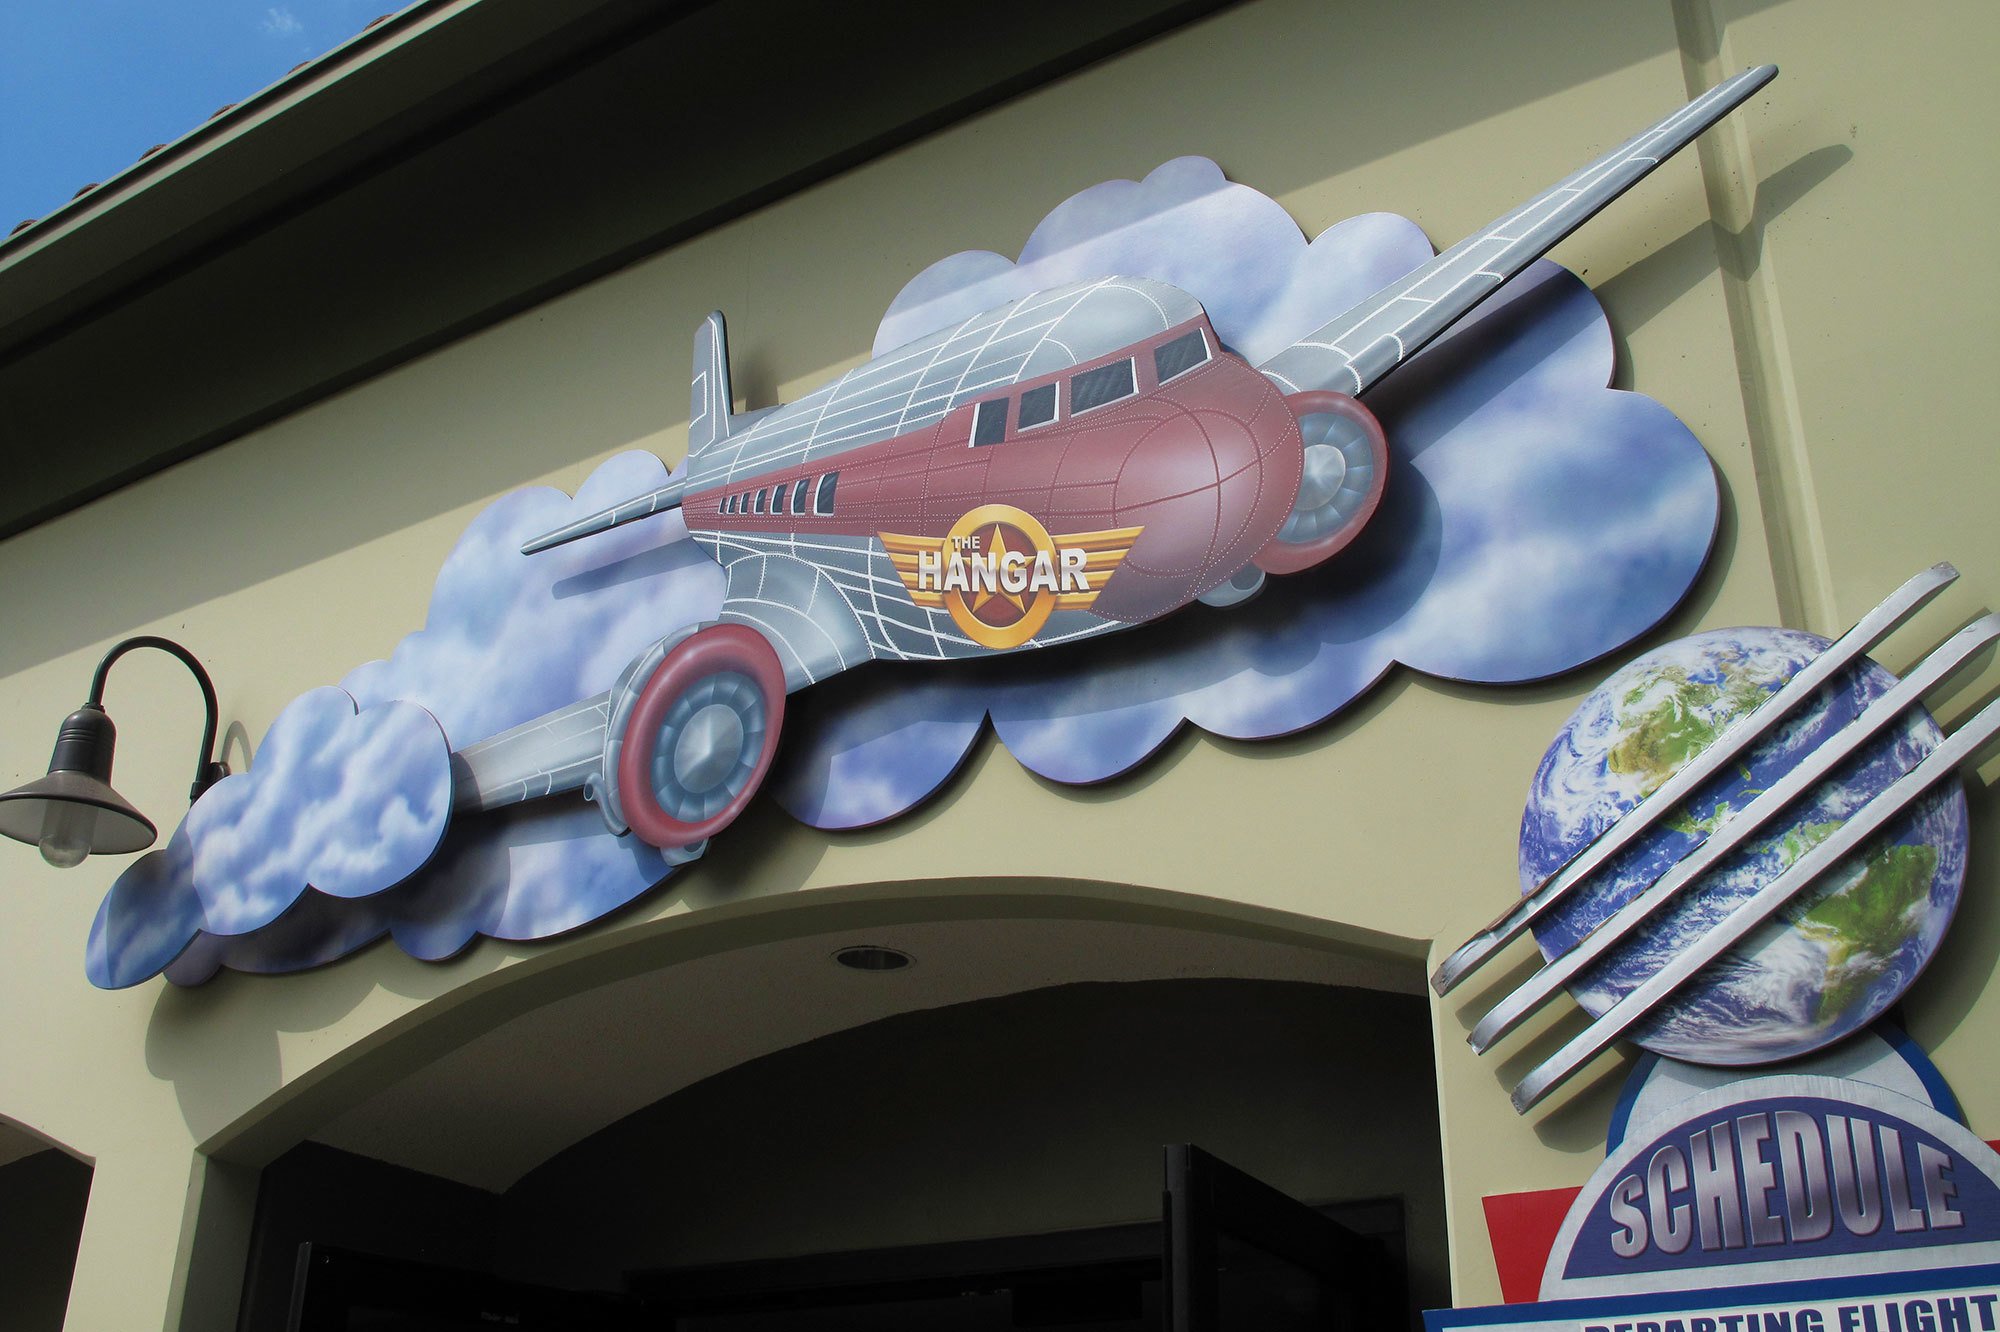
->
[968, 522, 1032, 623]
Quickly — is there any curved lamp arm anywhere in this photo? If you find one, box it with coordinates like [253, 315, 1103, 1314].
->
[88, 636, 228, 802]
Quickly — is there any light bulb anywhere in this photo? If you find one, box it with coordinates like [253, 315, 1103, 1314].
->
[37, 803, 95, 869]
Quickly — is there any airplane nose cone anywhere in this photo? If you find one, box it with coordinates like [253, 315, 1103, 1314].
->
[1089, 382, 1300, 622]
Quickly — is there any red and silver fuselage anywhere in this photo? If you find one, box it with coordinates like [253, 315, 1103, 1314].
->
[649, 277, 1324, 681]
[684, 302, 1301, 651]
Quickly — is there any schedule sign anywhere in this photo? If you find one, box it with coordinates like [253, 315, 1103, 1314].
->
[1541, 1078, 2000, 1300]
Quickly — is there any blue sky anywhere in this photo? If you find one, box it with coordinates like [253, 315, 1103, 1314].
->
[1, 1, 395, 229]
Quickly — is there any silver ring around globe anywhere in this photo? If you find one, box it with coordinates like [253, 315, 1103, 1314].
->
[1519, 626, 1970, 1067]
[648, 671, 767, 823]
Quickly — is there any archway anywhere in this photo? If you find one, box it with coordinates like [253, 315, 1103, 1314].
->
[198, 880, 1449, 1326]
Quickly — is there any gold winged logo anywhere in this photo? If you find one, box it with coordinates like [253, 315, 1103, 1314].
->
[878, 504, 1143, 650]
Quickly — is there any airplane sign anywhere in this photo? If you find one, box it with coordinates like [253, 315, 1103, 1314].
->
[450, 66, 1778, 855]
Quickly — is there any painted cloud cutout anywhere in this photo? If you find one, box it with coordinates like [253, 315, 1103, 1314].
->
[89, 156, 1717, 984]
[85, 825, 203, 991]
[771, 159, 1717, 825]
[84, 689, 453, 988]
[91, 452, 723, 986]
[190, 690, 452, 929]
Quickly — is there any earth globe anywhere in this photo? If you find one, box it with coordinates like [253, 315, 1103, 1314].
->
[1521, 626, 1968, 1065]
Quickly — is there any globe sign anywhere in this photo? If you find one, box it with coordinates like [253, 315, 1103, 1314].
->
[1521, 626, 1969, 1065]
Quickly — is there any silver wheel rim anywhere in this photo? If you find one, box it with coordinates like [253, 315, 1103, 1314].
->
[649, 670, 768, 822]
[1279, 411, 1378, 544]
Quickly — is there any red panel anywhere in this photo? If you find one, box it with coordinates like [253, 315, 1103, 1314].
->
[1482, 1187, 1583, 1304]
[998, 434, 1066, 492]
[925, 458, 996, 504]
[1041, 479, 1120, 520]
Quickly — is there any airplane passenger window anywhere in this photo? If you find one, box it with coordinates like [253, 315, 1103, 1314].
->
[815, 472, 838, 515]
[792, 478, 812, 513]
[1070, 359, 1136, 414]
[753, 489, 767, 515]
[1154, 328, 1210, 383]
[721, 494, 735, 514]
[1018, 383, 1057, 430]
[771, 483, 788, 515]
[971, 398, 1008, 447]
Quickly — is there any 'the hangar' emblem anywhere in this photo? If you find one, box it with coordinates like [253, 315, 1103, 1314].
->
[880, 506, 1143, 649]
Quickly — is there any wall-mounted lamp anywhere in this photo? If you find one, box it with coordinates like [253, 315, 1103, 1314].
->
[0, 637, 229, 868]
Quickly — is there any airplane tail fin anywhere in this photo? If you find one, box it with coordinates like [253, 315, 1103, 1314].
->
[521, 311, 739, 556]
[688, 310, 735, 460]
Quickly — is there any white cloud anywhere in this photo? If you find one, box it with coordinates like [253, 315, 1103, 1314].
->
[261, 7, 303, 36]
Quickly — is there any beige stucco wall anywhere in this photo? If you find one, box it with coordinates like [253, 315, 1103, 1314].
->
[1, 0, 1995, 1326]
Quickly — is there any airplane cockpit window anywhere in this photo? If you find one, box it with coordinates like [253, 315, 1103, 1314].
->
[970, 398, 1008, 447]
[1154, 327, 1210, 383]
[1070, 358, 1136, 414]
[792, 478, 812, 513]
[1018, 383, 1057, 430]
[752, 488, 767, 515]
[721, 494, 736, 515]
[770, 483, 788, 515]
[815, 472, 839, 514]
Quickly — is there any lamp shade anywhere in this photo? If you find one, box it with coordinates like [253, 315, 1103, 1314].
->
[0, 704, 158, 865]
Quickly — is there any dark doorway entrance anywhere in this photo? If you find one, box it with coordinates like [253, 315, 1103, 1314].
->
[262, 979, 1448, 1329]
[292, 1145, 1401, 1330]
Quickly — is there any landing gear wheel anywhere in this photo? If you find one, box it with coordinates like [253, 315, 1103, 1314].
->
[1252, 390, 1389, 576]
[616, 624, 786, 849]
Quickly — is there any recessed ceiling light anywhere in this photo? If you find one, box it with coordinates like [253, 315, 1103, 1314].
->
[833, 944, 914, 973]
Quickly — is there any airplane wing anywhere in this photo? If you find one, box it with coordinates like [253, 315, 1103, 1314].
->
[1257, 65, 1777, 398]
[450, 691, 612, 812]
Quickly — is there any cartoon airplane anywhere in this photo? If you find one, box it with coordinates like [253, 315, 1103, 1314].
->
[451, 66, 1778, 854]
